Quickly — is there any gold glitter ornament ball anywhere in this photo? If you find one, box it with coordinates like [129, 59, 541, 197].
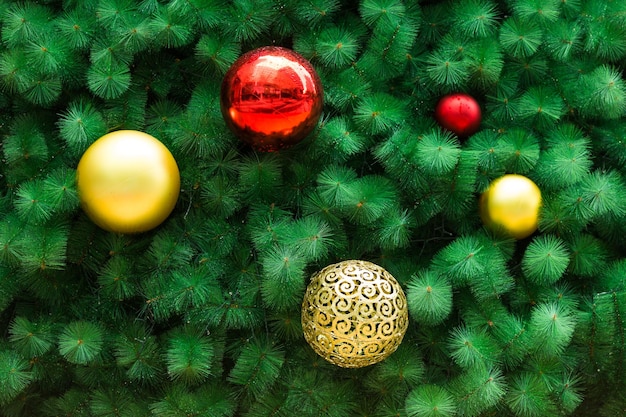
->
[301, 260, 409, 368]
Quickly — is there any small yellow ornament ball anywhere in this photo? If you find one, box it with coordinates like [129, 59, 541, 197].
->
[479, 174, 542, 239]
[301, 260, 409, 368]
[76, 130, 180, 234]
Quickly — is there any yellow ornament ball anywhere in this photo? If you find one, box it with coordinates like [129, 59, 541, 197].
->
[76, 130, 180, 234]
[301, 260, 409, 368]
[480, 174, 542, 239]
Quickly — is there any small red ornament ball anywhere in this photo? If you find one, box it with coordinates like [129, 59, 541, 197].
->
[434, 93, 482, 137]
[220, 46, 323, 152]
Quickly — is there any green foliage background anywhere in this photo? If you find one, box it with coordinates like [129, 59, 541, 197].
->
[1, 0, 626, 416]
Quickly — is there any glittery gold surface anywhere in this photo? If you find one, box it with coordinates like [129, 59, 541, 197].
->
[301, 260, 409, 368]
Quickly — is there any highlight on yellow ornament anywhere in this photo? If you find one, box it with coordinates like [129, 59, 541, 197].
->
[301, 260, 409, 368]
[479, 174, 542, 239]
[76, 130, 180, 234]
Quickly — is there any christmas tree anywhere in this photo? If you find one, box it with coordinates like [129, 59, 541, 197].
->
[1, 0, 626, 415]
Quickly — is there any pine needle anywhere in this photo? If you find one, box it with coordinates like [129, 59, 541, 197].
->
[522, 235, 570, 286]
[407, 269, 453, 325]
[58, 321, 105, 365]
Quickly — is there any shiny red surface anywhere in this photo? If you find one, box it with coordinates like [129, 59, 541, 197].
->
[434, 93, 482, 137]
[220, 46, 323, 152]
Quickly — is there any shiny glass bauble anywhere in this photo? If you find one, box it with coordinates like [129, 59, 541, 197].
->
[435, 93, 482, 137]
[220, 46, 323, 152]
[480, 174, 542, 239]
[76, 130, 180, 233]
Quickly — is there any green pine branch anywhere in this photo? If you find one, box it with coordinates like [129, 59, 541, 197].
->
[228, 336, 285, 399]
[0, 350, 33, 406]
[0, 0, 626, 414]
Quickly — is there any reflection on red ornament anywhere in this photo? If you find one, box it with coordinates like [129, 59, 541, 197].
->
[220, 46, 324, 152]
[434, 93, 482, 137]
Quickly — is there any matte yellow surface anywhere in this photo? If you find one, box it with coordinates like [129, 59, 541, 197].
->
[76, 130, 180, 233]
[480, 174, 542, 239]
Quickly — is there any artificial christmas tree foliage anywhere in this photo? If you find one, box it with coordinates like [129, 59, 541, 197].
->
[1, 0, 626, 416]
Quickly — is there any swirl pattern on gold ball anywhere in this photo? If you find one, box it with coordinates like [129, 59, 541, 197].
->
[301, 260, 409, 368]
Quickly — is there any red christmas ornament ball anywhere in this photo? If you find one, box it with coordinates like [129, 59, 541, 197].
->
[434, 93, 482, 137]
[220, 46, 323, 152]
